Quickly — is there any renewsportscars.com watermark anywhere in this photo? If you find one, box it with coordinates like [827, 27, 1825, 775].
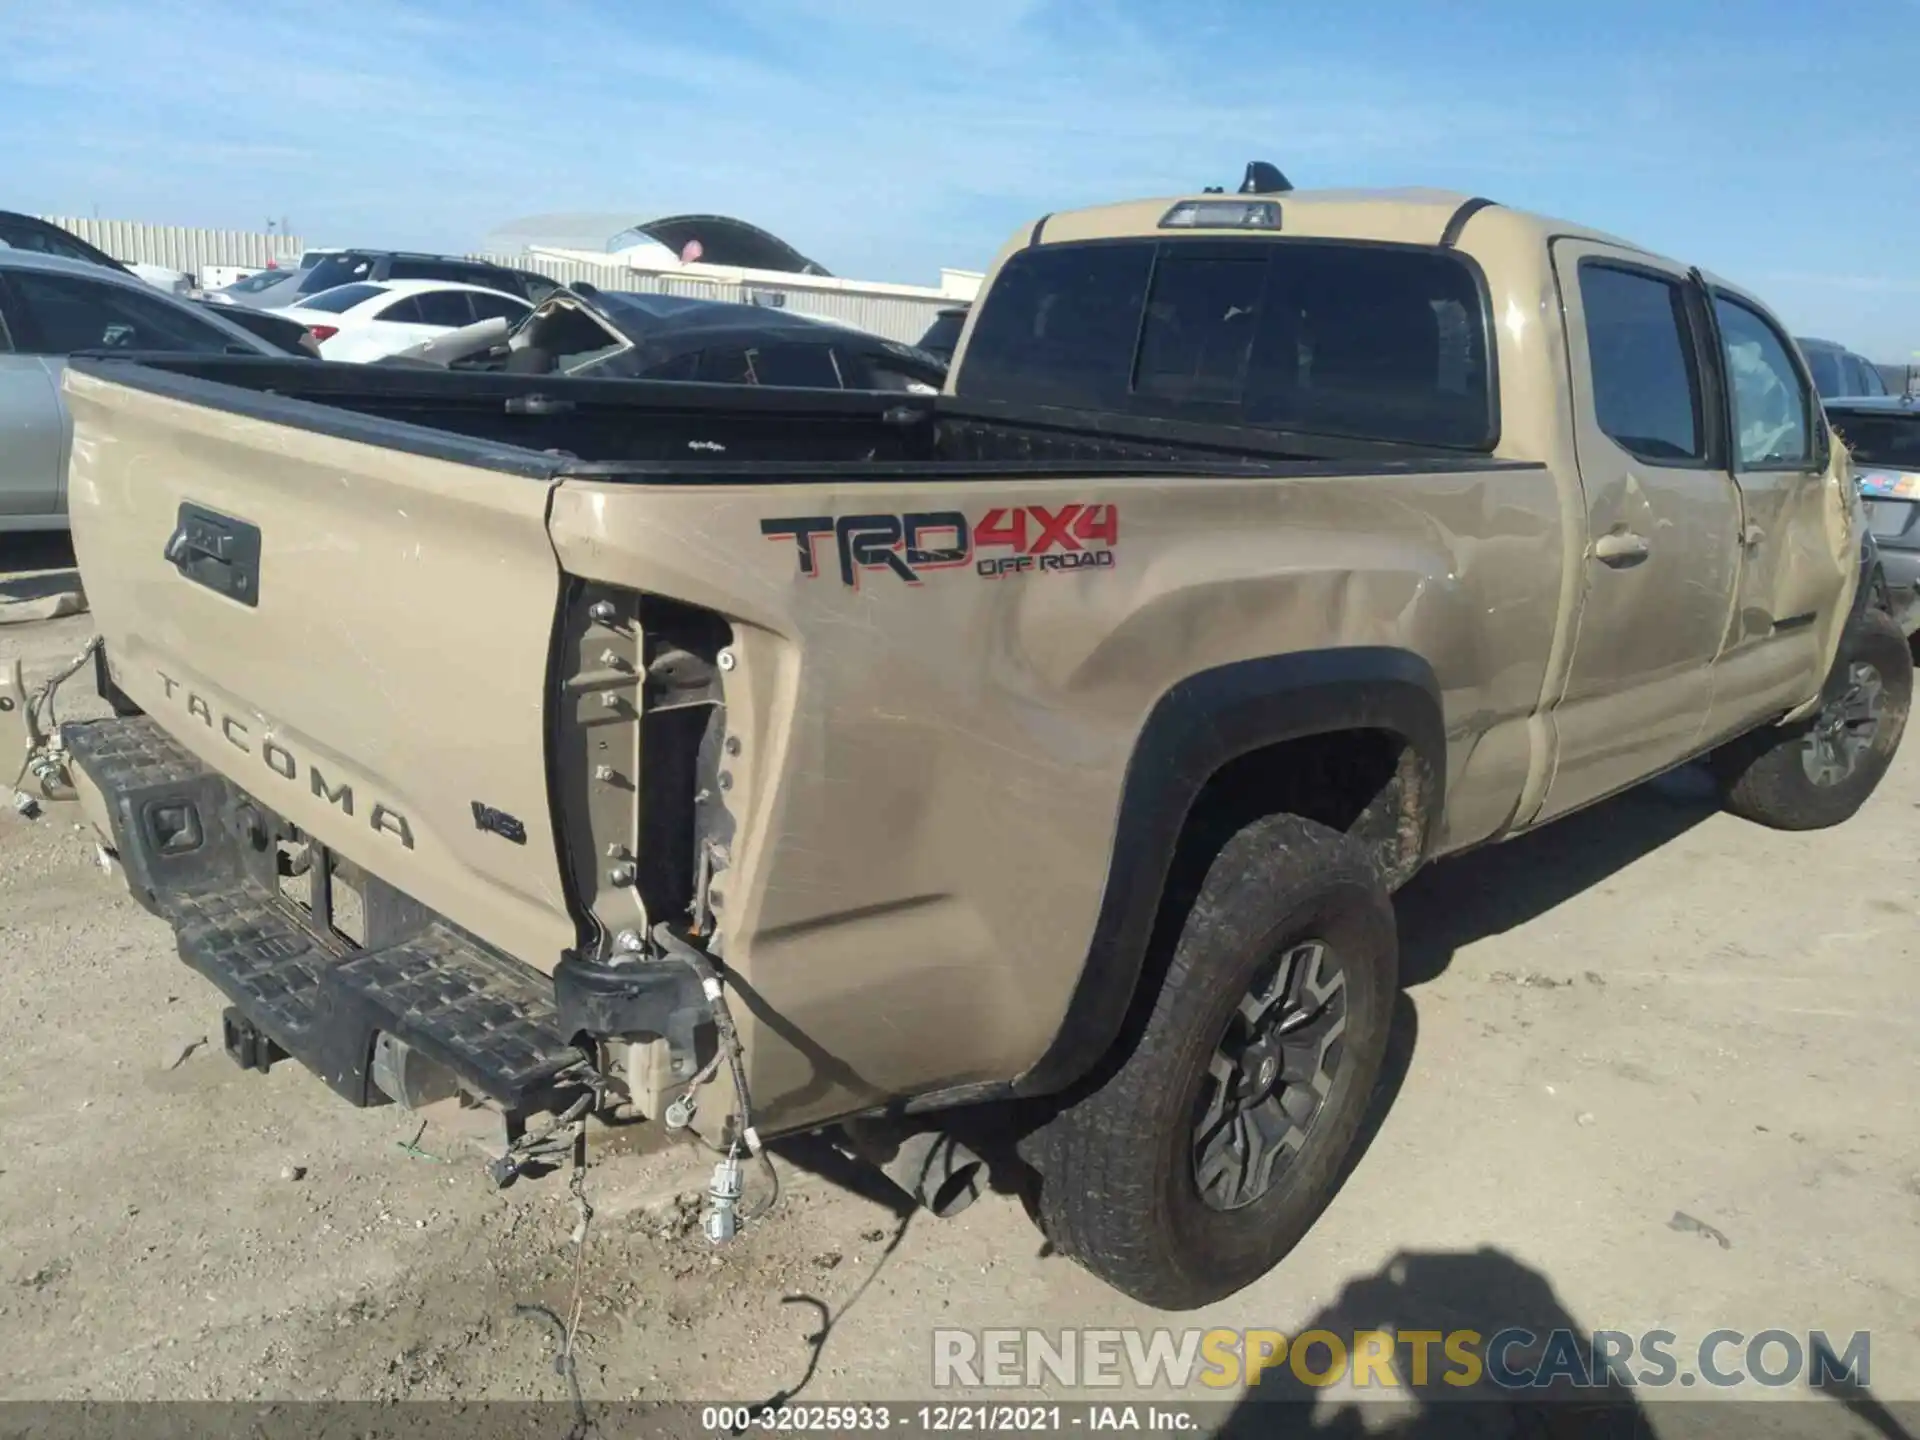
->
[933, 1327, 1873, 1393]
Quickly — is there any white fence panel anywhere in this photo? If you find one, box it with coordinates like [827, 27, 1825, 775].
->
[38, 218, 301, 275]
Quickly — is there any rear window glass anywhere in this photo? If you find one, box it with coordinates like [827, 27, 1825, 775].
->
[300, 254, 376, 294]
[1829, 410, 1920, 469]
[300, 283, 385, 314]
[959, 244, 1152, 410]
[678, 343, 845, 387]
[959, 239, 1493, 449]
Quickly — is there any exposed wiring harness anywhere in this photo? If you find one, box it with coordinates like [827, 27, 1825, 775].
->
[9, 636, 100, 791]
[652, 922, 780, 1221]
[9, 636, 101, 812]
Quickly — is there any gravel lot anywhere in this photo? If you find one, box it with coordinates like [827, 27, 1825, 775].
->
[3, 535, 1915, 1432]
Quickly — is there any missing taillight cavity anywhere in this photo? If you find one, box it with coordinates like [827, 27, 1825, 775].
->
[276, 838, 313, 910]
[329, 858, 369, 948]
[274, 835, 367, 947]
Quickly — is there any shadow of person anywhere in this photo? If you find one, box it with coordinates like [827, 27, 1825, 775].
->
[1222, 1247, 1654, 1438]
[1395, 767, 1720, 987]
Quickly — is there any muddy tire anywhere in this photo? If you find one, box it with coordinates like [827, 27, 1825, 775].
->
[1711, 608, 1912, 831]
[1026, 814, 1396, 1310]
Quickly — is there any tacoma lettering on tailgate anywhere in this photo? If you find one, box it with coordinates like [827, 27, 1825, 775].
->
[155, 670, 415, 848]
[761, 504, 1119, 588]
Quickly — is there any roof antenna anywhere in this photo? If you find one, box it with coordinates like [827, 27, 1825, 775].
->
[1239, 161, 1293, 195]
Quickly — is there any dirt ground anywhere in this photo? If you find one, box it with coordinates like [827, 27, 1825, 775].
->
[3, 534, 1916, 1427]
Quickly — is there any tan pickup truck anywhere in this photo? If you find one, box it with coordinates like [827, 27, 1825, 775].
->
[44, 183, 1910, 1310]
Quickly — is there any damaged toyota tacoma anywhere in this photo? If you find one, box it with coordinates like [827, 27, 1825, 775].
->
[46, 181, 1910, 1309]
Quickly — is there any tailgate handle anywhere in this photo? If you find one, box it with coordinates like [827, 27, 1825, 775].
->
[165, 503, 262, 608]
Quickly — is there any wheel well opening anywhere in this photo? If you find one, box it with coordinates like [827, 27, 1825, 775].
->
[1053, 728, 1425, 1107]
[1183, 729, 1422, 891]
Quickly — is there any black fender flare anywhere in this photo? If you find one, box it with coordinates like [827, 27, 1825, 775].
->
[1852, 533, 1889, 626]
[1012, 647, 1446, 1098]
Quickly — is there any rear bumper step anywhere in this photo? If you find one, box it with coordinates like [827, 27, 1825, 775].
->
[64, 717, 585, 1111]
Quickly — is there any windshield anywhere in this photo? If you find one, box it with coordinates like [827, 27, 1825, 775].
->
[958, 238, 1494, 450]
[298, 282, 386, 314]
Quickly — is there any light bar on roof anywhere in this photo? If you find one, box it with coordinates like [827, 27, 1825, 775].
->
[1159, 199, 1282, 230]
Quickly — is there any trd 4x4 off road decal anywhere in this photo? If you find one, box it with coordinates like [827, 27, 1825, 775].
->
[761, 504, 1118, 588]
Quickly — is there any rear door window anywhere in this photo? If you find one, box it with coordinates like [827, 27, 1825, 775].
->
[1577, 263, 1704, 464]
[691, 347, 755, 384]
[376, 296, 426, 324]
[468, 291, 530, 323]
[751, 343, 843, 388]
[413, 290, 477, 327]
[958, 238, 1492, 448]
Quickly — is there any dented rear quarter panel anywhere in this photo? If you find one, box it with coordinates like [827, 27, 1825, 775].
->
[548, 461, 1565, 1130]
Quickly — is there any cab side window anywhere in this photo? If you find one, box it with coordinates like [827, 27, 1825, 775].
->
[1578, 263, 1705, 464]
[1713, 297, 1814, 469]
[377, 296, 425, 324]
[413, 290, 477, 327]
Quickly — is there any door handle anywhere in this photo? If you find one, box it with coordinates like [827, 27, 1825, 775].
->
[1743, 522, 1764, 548]
[1592, 530, 1650, 565]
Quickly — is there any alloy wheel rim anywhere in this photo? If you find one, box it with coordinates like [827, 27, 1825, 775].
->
[1800, 661, 1884, 787]
[1192, 938, 1348, 1212]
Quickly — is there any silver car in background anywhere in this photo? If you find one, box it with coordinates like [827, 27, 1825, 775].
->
[1828, 397, 1920, 637]
[0, 251, 282, 534]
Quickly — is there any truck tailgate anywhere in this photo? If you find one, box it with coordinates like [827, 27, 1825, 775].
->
[63, 365, 577, 971]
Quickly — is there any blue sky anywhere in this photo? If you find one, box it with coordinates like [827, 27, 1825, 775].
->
[5, 0, 1918, 357]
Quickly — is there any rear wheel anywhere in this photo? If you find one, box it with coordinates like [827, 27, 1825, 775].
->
[1712, 608, 1912, 830]
[1026, 814, 1396, 1310]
